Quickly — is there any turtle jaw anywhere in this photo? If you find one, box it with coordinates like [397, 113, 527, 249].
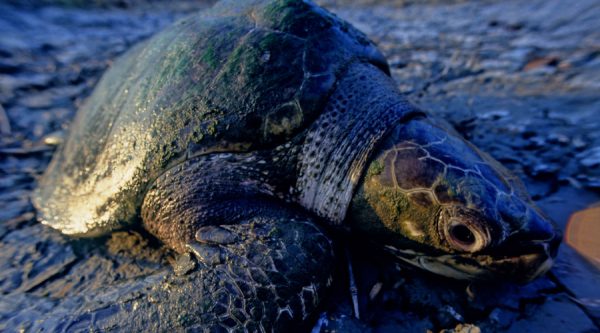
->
[476, 227, 562, 283]
[384, 234, 560, 283]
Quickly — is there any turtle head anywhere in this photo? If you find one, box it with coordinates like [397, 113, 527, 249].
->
[348, 118, 560, 282]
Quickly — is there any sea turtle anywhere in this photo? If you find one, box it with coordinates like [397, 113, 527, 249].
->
[33, 0, 560, 331]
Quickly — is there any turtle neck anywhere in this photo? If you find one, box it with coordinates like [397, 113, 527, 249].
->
[296, 61, 424, 225]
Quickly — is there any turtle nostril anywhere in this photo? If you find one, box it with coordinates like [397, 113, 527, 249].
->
[450, 224, 475, 245]
[511, 211, 556, 243]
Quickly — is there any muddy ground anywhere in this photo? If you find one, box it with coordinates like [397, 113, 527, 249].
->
[0, 0, 599, 332]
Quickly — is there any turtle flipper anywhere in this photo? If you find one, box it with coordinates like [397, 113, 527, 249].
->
[25, 210, 333, 332]
[181, 214, 334, 331]
[135, 154, 335, 330]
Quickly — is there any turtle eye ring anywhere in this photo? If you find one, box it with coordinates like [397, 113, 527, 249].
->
[444, 218, 490, 253]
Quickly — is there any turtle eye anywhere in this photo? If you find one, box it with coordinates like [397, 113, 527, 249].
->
[442, 214, 490, 253]
[450, 223, 475, 246]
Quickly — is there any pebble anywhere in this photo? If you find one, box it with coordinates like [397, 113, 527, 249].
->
[527, 136, 546, 149]
[572, 137, 588, 150]
[500, 47, 532, 67]
[477, 109, 510, 120]
[42, 130, 65, 146]
[173, 253, 196, 276]
[369, 282, 383, 300]
[585, 177, 600, 189]
[578, 146, 600, 168]
[546, 132, 570, 145]
[528, 163, 560, 179]
[440, 323, 481, 333]
[523, 56, 561, 71]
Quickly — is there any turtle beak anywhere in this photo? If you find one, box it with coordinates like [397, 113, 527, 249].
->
[489, 244, 557, 282]
[487, 210, 561, 282]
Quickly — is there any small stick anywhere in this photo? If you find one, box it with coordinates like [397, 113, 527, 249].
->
[345, 246, 360, 320]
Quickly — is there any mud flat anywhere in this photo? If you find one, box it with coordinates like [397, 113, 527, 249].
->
[1, 0, 598, 331]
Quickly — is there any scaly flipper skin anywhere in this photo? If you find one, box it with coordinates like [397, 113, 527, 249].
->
[139, 154, 334, 331]
[28, 202, 333, 332]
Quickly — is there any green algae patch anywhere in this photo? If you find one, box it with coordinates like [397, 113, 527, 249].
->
[263, 0, 333, 38]
[353, 176, 444, 248]
[201, 46, 219, 70]
[367, 160, 384, 177]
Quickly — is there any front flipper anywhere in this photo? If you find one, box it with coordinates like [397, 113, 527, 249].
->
[27, 211, 333, 332]
[185, 214, 334, 331]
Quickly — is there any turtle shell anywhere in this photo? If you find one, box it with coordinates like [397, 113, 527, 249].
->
[33, 0, 389, 235]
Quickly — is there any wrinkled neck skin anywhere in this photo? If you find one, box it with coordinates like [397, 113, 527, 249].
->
[296, 62, 423, 223]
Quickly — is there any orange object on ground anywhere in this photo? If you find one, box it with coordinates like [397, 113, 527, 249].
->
[565, 205, 600, 269]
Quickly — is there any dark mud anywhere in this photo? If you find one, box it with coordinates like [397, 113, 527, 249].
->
[1, 0, 599, 332]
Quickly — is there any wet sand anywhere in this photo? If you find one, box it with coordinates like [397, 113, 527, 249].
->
[0, 0, 598, 331]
